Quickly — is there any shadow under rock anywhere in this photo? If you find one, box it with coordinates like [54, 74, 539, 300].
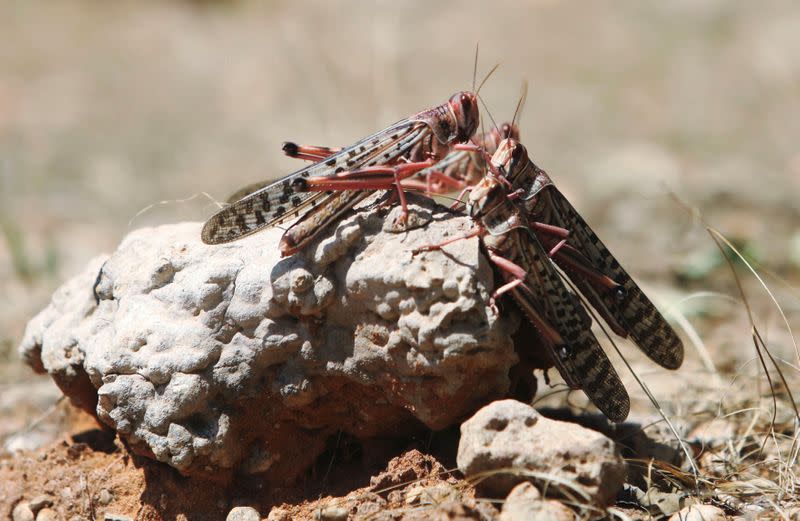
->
[134, 425, 465, 520]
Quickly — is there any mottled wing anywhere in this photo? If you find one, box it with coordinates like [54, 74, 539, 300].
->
[541, 187, 684, 369]
[225, 180, 272, 204]
[510, 228, 630, 422]
[201, 120, 428, 244]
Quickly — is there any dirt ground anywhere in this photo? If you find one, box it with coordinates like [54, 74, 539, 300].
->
[3, 0, 800, 519]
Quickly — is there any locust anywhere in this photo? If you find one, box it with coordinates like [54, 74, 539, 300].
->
[490, 138, 684, 372]
[267, 122, 519, 199]
[201, 91, 480, 255]
[413, 165, 632, 421]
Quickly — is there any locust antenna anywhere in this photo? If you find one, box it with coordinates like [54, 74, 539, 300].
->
[472, 44, 486, 145]
[478, 94, 501, 137]
[476, 63, 499, 96]
[471, 43, 479, 93]
[511, 80, 528, 130]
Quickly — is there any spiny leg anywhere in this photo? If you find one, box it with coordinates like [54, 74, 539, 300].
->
[411, 226, 483, 255]
[305, 159, 436, 224]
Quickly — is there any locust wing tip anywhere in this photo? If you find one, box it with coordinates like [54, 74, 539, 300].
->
[200, 213, 231, 245]
[658, 340, 685, 370]
[604, 398, 631, 423]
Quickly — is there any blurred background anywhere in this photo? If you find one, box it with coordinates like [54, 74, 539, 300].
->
[2, 0, 799, 441]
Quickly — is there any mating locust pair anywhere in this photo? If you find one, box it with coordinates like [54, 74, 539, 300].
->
[202, 90, 683, 422]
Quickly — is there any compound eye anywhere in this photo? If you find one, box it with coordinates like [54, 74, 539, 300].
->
[460, 94, 471, 112]
[510, 146, 522, 163]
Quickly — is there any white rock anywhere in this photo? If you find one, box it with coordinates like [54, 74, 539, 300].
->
[12, 502, 34, 521]
[35, 509, 58, 521]
[20, 196, 519, 481]
[499, 482, 574, 521]
[103, 515, 132, 521]
[97, 489, 113, 505]
[314, 506, 348, 521]
[226, 506, 260, 521]
[457, 399, 626, 506]
[668, 504, 726, 521]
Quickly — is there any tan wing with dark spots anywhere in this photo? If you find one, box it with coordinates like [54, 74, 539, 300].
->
[201, 120, 427, 244]
[511, 228, 630, 422]
[541, 187, 684, 370]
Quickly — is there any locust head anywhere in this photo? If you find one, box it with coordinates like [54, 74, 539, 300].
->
[447, 91, 480, 143]
[491, 138, 529, 182]
[486, 122, 521, 150]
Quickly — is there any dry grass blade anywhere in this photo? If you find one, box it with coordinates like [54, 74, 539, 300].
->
[128, 192, 222, 227]
[559, 273, 701, 477]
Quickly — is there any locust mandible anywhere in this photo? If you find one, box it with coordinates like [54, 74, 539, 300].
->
[202, 91, 480, 255]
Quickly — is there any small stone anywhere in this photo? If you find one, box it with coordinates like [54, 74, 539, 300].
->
[457, 399, 626, 506]
[266, 507, 291, 521]
[97, 489, 114, 505]
[405, 483, 458, 505]
[354, 501, 384, 518]
[28, 496, 54, 514]
[633, 486, 682, 516]
[35, 508, 58, 521]
[314, 506, 348, 521]
[12, 502, 35, 521]
[226, 506, 260, 521]
[103, 515, 133, 521]
[668, 504, 726, 521]
[499, 482, 574, 521]
[689, 419, 735, 446]
[422, 501, 483, 520]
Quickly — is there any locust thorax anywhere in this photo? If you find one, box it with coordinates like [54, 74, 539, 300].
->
[447, 91, 480, 144]
[465, 175, 507, 220]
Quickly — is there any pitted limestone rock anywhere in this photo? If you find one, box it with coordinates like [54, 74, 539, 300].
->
[19, 196, 519, 481]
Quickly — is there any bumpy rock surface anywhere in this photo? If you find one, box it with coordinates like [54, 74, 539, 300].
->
[457, 399, 626, 506]
[20, 196, 519, 481]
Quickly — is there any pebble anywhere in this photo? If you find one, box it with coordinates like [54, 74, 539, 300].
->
[314, 506, 348, 521]
[668, 504, 726, 521]
[103, 514, 133, 521]
[35, 508, 58, 521]
[97, 489, 114, 505]
[266, 507, 291, 521]
[226, 506, 261, 521]
[12, 502, 35, 521]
